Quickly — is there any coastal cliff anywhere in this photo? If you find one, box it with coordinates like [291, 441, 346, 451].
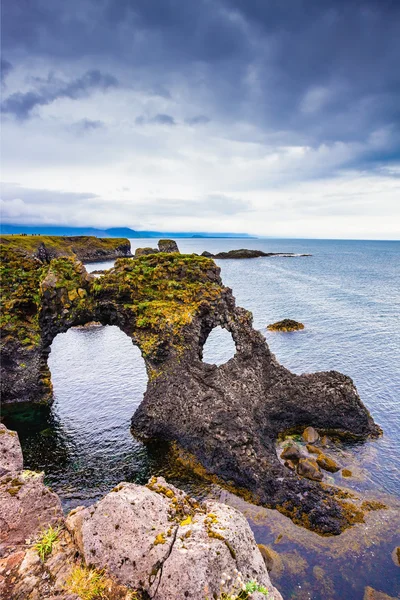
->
[0, 234, 132, 263]
[0, 237, 381, 535]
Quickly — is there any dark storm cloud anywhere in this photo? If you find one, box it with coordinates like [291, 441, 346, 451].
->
[1, 0, 399, 157]
[1, 59, 13, 83]
[1, 69, 118, 119]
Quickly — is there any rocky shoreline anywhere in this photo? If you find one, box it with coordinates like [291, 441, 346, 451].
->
[0, 237, 381, 536]
[0, 424, 282, 600]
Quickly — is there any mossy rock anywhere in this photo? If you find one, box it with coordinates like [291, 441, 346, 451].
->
[267, 319, 305, 332]
[316, 453, 340, 473]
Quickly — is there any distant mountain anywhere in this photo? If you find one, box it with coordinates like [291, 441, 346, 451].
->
[0, 223, 255, 239]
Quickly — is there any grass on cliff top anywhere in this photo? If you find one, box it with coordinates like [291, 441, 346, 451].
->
[95, 252, 223, 356]
[0, 234, 128, 258]
[0, 246, 47, 346]
[34, 524, 61, 561]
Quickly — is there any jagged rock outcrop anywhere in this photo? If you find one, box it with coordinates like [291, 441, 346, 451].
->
[67, 477, 283, 600]
[0, 238, 381, 534]
[158, 239, 179, 253]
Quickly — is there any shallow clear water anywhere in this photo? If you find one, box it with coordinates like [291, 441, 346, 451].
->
[3, 238, 400, 599]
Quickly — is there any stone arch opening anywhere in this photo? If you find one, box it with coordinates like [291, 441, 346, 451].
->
[201, 325, 237, 366]
[43, 323, 148, 508]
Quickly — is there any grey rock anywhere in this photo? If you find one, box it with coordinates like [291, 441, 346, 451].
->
[67, 477, 283, 600]
[0, 424, 23, 472]
[302, 427, 319, 443]
[0, 469, 63, 549]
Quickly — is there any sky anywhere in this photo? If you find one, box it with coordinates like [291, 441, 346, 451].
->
[1, 0, 399, 239]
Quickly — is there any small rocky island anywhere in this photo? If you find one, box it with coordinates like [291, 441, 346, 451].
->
[201, 249, 311, 259]
[267, 319, 305, 332]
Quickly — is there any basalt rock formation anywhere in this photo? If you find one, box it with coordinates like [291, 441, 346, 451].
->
[1, 238, 381, 535]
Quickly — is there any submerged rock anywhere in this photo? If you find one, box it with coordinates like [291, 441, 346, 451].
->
[363, 586, 398, 600]
[302, 427, 319, 443]
[316, 454, 340, 473]
[66, 477, 283, 600]
[267, 319, 305, 332]
[342, 468, 353, 477]
[297, 458, 323, 481]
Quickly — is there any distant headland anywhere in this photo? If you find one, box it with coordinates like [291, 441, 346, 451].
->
[0, 223, 255, 239]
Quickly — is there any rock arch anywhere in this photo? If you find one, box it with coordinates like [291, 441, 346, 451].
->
[1, 245, 381, 534]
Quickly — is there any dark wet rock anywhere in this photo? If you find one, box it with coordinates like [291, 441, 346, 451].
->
[302, 427, 320, 443]
[258, 544, 285, 579]
[158, 239, 179, 253]
[90, 269, 106, 274]
[297, 458, 323, 481]
[201, 250, 214, 257]
[0, 424, 23, 472]
[267, 319, 304, 332]
[280, 444, 302, 461]
[1, 241, 381, 534]
[392, 546, 400, 567]
[316, 454, 340, 473]
[135, 246, 159, 257]
[66, 477, 283, 600]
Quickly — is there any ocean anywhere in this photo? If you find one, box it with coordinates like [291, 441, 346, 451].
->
[3, 238, 400, 599]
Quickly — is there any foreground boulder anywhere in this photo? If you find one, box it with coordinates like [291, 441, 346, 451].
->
[67, 477, 283, 600]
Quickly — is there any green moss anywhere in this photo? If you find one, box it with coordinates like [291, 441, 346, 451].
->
[0, 246, 47, 347]
[94, 253, 222, 357]
[0, 234, 128, 261]
[267, 319, 305, 332]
